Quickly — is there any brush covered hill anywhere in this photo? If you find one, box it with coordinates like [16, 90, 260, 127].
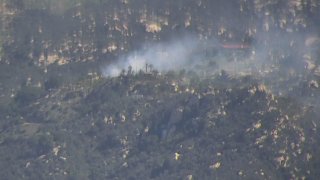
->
[1, 0, 320, 179]
[1, 69, 320, 180]
[1, 0, 320, 67]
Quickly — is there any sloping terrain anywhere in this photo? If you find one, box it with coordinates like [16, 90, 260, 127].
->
[1, 71, 319, 179]
[0, 0, 320, 180]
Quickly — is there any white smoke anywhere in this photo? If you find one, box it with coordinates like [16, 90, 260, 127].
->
[102, 30, 319, 81]
[102, 36, 206, 77]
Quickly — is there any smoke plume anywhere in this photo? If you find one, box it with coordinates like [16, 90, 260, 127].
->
[102, 35, 207, 77]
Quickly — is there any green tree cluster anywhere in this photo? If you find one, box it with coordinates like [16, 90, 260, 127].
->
[2, 0, 105, 13]
[14, 85, 45, 106]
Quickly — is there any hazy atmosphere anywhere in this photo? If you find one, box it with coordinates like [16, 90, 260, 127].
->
[1, 0, 320, 179]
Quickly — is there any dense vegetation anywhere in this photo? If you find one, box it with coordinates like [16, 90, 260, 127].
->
[0, 0, 320, 179]
[1, 70, 319, 179]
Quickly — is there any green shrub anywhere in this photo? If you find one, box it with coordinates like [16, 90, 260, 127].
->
[14, 86, 45, 106]
[44, 76, 62, 91]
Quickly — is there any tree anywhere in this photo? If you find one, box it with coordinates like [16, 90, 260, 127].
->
[14, 85, 44, 106]
[4, 0, 25, 11]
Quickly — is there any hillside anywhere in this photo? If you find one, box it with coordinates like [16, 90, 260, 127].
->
[0, 0, 320, 179]
[1, 71, 319, 179]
